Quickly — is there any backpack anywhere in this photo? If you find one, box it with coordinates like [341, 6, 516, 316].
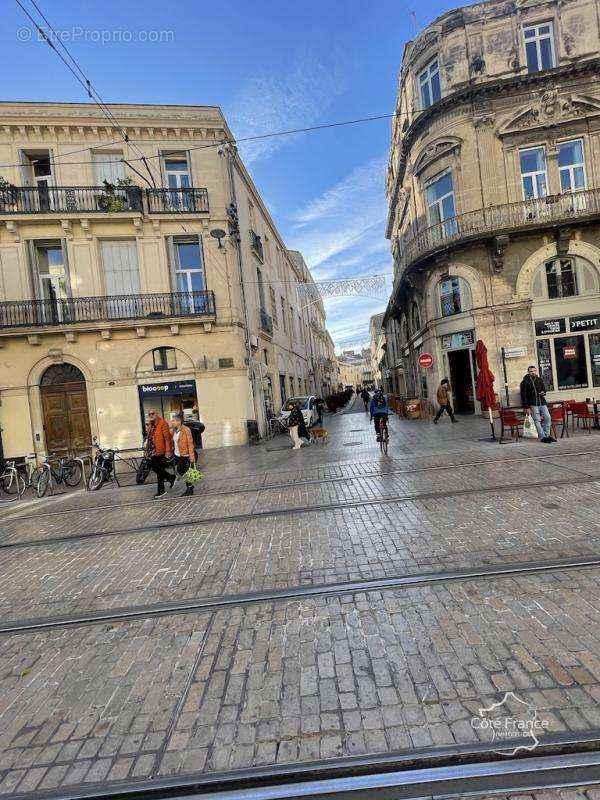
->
[186, 419, 205, 446]
[373, 393, 386, 409]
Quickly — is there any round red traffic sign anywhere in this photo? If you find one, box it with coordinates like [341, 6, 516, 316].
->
[418, 353, 434, 368]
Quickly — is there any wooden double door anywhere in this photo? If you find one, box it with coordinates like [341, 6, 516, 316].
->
[41, 381, 92, 456]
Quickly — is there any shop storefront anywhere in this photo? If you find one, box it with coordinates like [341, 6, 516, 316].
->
[439, 329, 477, 413]
[534, 313, 600, 397]
[137, 379, 200, 433]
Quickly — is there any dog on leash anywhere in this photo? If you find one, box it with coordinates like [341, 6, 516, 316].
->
[310, 428, 329, 443]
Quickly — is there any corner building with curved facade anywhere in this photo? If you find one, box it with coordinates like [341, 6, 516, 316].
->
[384, 0, 600, 412]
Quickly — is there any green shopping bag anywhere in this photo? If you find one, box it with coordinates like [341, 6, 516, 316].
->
[183, 465, 204, 485]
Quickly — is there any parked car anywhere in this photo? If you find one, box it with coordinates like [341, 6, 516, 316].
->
[279, 396, 318, 428]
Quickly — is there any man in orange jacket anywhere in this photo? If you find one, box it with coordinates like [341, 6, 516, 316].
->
[145, 408, 174, 498]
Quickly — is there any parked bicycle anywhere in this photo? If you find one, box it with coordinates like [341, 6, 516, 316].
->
[88, 445, 116, 490]
[36, 454, 83, 497]
[1, 455, 49, 498]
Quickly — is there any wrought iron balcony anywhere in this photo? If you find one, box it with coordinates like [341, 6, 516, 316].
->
[250, 230, 264, 261]
[0, 185, 143, 214]
[396, 187, 600, 284]
[145, 188, 209, 214]
[0, 290, 216, 329]
[0, 185, 209, 215]
[259, 308, 273, 335]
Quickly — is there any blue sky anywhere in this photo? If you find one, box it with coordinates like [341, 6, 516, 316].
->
[2, 0, 464, 349]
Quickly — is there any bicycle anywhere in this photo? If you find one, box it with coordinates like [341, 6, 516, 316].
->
[36, 454, 83, 497]
[373, 415, 390, 455]
[0, 455, 44, 498]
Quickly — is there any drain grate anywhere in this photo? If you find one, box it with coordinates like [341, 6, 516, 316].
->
[350, 429, 364, 432]
[343, 441, 362, 447]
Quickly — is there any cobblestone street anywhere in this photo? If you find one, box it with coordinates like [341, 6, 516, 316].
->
[2, 398, 600, 797]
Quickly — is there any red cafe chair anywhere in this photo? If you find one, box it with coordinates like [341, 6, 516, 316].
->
[499, 408, 524, 443]
[570, 401, 595, 433]
[549, 403, 568, 439]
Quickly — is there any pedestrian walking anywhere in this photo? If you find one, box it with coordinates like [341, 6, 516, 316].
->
[520, 365, 555, 443]
[145, 409, 174, 498]
[288, 402, 306, 450]
[360, 387, 370, 411]
[315, 396, 326, 426]
[170, 413, 198, 496]
[433, 378, 457, 424]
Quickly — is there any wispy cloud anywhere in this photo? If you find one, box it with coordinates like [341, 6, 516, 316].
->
[288, 153, 391, 348]
[228, 54, 344, 166]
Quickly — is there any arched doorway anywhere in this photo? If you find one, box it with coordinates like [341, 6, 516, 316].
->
[40, 364, 92, 455]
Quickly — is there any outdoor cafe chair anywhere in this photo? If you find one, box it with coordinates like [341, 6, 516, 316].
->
[570, 401, 595, 432]
[549, 403, 569, 439]
[499, 407, 524, 443]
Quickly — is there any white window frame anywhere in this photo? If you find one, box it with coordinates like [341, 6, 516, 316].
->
[523, 22, 556, 73]
[172, 237, 205, 295]
[558, 138, 587, 193]
[418, 58, 441, 109]
[425, 171, 456, 226]
[162, 152, 191, 190]
[519, 146, 548, 200]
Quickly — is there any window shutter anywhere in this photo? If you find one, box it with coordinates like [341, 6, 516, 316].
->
[531, 268, 544, 299]
[27, 240, 39, 299]
[61, 239, 72, 297]
[579, 261, 599, 294]
[166, 236, 177, 292]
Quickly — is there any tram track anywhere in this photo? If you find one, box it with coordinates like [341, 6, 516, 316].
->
[1, 472, 598, 552]
[16, 731, 600, 800]
[3, 551, 600, 635]
[4, 447, 600, 523]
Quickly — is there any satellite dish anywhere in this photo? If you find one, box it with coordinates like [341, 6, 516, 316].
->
[210, 229, 226, 249]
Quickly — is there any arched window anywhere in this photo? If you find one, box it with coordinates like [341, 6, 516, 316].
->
[531, 257, 600, 300]
[411, 302, 421, 333]
[153, 347, 177, 371]
[438, 277, 472, 317]
[40, 363, 85, 385]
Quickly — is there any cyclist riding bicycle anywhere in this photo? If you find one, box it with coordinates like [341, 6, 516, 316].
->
[360, 387, 370, 410]
[369, 388, 389, 442]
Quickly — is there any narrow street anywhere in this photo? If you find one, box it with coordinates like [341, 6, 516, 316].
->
[2, 398, 600, 797]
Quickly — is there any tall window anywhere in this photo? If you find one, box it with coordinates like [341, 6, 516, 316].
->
[558, 139, 586, 192]
[101, 240, 140, 296]
[289, 306, 295, 339]
[419, 59, 441, 109]
[520, 147, 547, 199]
[93, 152, 125, 185]
[163, 154, 191, 190]
[426, 173, 456, 236]
[257, 267, 266, 312]
[33, 241, 68, 304]
[172, 237, 206, 312]
[439, 278, 462, 317]
[270, 286, 278, 326]
[280, 296, 287, 333]
[523, 22, 556, 73]
[545, 258, 578, 299]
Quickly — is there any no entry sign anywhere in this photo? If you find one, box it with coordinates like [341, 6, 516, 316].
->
[418, 353, 434, 368]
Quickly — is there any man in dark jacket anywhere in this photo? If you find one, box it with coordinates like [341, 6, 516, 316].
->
[520, 366, 554, 442]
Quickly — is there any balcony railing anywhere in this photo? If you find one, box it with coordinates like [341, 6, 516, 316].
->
[259, 308, 273, 335]
[0, 186, 209, 215]
[145, 188, 209, 214]
[0, 290, 215, 329]
[397, 188, 600, 282]
[250, 230, 264, 261]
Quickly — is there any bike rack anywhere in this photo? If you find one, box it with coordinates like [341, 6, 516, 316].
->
[74, 456, 92, 491]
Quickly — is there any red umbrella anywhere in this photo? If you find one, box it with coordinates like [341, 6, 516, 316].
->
[475, 339, 497, 439]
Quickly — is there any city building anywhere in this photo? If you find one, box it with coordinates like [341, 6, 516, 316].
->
[383, 0, 600, 412]
[0, 101, 330, 458]
[337, 349, 373, 388]
[369, 312, 386, 387]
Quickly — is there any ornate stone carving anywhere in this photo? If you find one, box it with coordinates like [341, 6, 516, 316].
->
[407, 30, 439, 64]
[497, 92, 600, 136]
[414, 137, 462, 174]
[490, 234, 510, 273]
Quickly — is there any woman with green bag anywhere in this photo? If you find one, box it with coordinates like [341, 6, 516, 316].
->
[170, 414, 203, 497]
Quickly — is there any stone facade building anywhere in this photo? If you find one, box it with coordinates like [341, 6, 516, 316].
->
[0, 101, 330, 458]
[383, 0, 600, 413]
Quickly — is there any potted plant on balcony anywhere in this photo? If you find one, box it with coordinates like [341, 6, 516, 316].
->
[97, 177, 141, 212]
[0, 177, 18, 211]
